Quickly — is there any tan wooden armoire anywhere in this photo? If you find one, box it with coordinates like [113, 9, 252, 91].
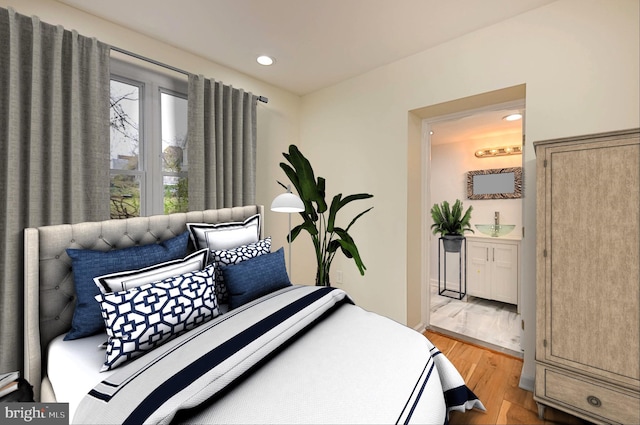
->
[534, 128, 640, 425]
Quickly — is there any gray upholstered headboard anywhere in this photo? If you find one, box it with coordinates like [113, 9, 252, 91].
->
[24, 205, 264, 401]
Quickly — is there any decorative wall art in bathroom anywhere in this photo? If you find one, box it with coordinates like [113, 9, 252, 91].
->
[467, 167, 522, 200]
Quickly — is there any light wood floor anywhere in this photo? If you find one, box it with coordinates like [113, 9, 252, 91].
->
[424, 330, 589, 425]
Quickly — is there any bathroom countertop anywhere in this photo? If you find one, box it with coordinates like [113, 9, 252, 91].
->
[465, 234, 522, 241]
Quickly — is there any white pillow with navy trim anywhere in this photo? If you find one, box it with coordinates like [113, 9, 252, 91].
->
[187, 214, 260, 252]
[93, 248, 209, 294]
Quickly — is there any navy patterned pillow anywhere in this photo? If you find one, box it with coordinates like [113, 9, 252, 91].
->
[211, 237, 271, 303]
[65, 231, 190, 340]
[222, 247, 291, 310]
[95, 263, 218, 371]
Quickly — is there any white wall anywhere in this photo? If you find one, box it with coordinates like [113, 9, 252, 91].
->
[298, 0, 640, 388]
[1, 0, 303, 274]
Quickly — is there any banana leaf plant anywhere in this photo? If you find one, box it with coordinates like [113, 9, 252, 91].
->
[278, 145, 373, 286]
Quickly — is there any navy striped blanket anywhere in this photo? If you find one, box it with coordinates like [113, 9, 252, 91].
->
[73, 285, 484, 424]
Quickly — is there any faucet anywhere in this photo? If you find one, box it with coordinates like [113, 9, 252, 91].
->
[494, 211, 500, 226]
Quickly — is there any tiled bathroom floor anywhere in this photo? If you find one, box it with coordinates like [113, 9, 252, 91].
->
[429, 285, 522, 357]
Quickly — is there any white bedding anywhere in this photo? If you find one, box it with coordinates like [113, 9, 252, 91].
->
[185, 303, 450, 424]
[72, 286, 484, 424]
[47, 303, 232, 419]
[47, 333, 114, 419]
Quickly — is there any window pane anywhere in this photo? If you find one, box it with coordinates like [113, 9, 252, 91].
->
[110, 80, 140, 171]
[163, 175, 188, 214]
[161, 92, 188, 173]
[110, 174, 141, 219]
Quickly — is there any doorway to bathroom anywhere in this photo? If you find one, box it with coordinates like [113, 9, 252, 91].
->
[424, 99, 525, 357]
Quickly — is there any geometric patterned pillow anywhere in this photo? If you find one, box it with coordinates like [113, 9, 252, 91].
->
[210, 237, 271, 304]
[95, 263, 218, 371]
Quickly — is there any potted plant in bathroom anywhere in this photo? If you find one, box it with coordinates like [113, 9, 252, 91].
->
[430, 199, 474, 252]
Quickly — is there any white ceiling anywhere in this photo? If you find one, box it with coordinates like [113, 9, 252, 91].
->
[56, 0, 555, 96]
[55, 0, 538, 143]
[430, 107, 523, 146]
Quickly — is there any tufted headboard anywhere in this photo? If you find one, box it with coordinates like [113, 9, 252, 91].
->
[24, 205, 264, 401]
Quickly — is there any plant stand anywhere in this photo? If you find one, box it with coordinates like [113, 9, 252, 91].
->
[438, 237, 466, 300]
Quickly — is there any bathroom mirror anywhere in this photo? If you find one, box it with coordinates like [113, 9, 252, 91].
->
[467, 167, 522, 199]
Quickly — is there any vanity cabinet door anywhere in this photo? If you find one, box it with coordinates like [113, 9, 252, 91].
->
[467, 239, 518, 305]
[491, 243, 518, 304]
[467, 241, 491, 299]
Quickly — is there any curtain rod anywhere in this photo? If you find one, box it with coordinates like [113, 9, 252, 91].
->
[110, 46, 269, 104]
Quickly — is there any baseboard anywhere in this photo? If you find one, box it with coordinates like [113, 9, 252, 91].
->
[413, 322, 426, 332]
[430, 278, 464, 291]
[427, 326, 523, 359]
[519, 374, 535, 392]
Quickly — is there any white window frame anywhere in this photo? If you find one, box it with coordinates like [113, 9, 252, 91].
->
[110, 59, 188, 216]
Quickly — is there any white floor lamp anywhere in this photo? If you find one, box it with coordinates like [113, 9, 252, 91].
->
[270, 186, 305, 277]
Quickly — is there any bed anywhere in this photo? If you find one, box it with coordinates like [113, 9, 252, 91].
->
[24, 205, 484, 424]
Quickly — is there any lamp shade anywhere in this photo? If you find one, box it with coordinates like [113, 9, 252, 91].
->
[271, 192, 304, 213]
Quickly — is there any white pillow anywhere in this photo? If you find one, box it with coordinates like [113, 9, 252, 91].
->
[93, 249, 209, 293]
[187, 214, 260, 252]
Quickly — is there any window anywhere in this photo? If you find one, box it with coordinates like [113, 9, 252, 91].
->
[109, 59, 188, 218]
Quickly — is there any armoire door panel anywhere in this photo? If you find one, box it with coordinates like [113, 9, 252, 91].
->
[546, 141, 639, 381]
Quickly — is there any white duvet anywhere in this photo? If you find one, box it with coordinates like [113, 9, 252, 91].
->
[47, 333, 114, 420]
[62, 286, 483, 424]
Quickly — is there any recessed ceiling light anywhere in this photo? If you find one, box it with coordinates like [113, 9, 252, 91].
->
[257, 55, 275, 66]
[503, 113, 523, 121]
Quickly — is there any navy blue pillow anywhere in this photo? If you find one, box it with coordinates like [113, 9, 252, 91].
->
[65, 231, 189, 340]
[222, 247, 291, 310]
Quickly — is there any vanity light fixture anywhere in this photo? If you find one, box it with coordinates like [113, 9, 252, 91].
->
[475, 145, 522, 158]
[257, 55, 275, 66]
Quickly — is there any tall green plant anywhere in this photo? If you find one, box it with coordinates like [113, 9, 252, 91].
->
[279, 145, 373, 286]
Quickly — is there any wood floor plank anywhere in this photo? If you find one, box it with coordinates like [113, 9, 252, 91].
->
[497, 400, 545, 425]
[504, 359, 538, 413]
[425, 331, 459, 356]
[464, 351, 511, 424]
[423, 330, 588, 425]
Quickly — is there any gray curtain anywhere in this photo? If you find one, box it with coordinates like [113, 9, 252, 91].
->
[187, 75, 257, 210]
[0, 8, 110, 374]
